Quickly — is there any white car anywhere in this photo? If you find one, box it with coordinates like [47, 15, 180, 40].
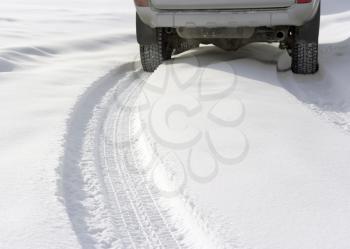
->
[135, 0, 321, 74]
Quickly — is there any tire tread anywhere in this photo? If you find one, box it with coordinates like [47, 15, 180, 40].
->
[140, 29, 169, 73]
[292, 41, 319, 74]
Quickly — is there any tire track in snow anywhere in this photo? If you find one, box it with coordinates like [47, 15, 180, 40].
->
[100, 74, 182, 249]
[59, 62, 135, 248]
[59, 61, 184, 249]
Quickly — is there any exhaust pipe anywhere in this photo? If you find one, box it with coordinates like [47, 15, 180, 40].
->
[276, 31, 286, 41]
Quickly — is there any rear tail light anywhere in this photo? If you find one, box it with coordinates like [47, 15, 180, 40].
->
[296, 0, 312, 3]
[134, 0, 149, 7]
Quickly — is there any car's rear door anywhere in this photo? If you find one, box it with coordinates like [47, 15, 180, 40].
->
[151, 0, 295, 10]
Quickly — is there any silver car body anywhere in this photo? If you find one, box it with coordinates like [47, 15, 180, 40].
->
[137, 0, 320, 28]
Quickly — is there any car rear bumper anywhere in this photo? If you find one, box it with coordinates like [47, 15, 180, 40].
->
[137, 1, 320, 28]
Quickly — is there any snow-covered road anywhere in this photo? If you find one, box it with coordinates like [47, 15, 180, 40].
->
[0, 1, 350, 249]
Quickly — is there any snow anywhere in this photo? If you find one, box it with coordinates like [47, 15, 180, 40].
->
[0, 0, 350, 249]
[0, 1, 135, 248]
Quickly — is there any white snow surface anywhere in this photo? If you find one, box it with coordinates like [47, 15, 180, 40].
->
[0, 1, 350, 249]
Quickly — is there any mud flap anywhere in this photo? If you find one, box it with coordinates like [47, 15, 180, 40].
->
[136, 13, 157, 45]
[295, 4, 320, 43]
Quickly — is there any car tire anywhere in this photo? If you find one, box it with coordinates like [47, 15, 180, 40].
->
[140, 28, 172, 73]
[291, 5, 320, 75]
[291, 41, 319, 74]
